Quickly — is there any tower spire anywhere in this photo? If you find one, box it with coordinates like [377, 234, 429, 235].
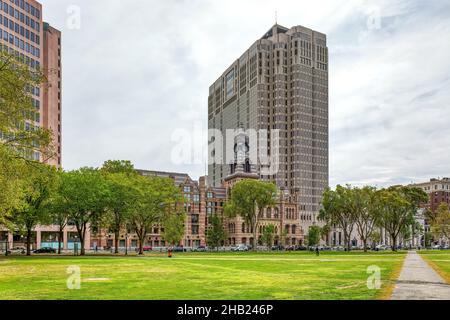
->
[275, 11, 278, 25]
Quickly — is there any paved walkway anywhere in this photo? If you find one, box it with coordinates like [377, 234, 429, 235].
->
[391, 251, 450, 300]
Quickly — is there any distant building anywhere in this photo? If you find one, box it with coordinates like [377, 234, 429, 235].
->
[410, 177, 450, 246]
[411, 177, 450, 213]
[208, 24, 329, 224]
[0, 0, 64, 251]
[0, 0, 62, 166]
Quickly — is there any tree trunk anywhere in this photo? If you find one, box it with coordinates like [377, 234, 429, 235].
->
[26, 229, 32, 256]
[137, 228, 145, 255]
[363, 238, 368, 253]
[58, 229, 63, 255]
[391, 234, 397, 252]
[114, 230, 119, 254]
[138, 236, 144, 255]
[344, 230, 351, 251]
[78, 224, 86, 256]
[252, 220, 258, 252]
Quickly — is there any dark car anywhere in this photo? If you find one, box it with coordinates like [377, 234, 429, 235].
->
[295, 246, 307, 251]
[271, 245, 284, 251]
[33, 247, 56, 254]
[172, 246, 185, 252]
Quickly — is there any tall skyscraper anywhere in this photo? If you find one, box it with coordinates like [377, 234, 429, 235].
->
[0, 0, 62, 167]
[208, 24, 328, 220]
[43, 22, 62, 167]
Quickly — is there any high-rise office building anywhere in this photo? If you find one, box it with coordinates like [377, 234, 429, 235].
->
[0, 0, 62, 167]
[43, 22, 62, 167]
[208, 24, 328, 220]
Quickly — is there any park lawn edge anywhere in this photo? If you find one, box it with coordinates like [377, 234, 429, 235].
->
[419, 254, 450, 284]
[377, 254, 405, 300]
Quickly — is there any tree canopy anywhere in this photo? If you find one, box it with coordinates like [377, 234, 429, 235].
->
[224, 179, 277, 250]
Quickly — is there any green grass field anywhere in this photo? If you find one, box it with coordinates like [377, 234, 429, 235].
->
[0, 251, 406, 300]
[419, 251, 450, 284]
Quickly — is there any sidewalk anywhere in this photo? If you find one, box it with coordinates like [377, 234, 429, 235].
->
[391, 251, 450, 300]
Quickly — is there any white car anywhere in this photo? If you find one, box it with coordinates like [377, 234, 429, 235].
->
[10, 246, 26, 254]
[232, 244, 249, 252]
[375, 245, 388, 251]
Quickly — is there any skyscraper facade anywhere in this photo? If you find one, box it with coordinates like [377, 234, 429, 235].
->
[0, 0, 62, 166]
[208, 24, 328, 221]
[43, 22, 62, 167]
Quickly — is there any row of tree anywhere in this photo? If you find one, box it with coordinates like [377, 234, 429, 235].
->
[6, 160, 188, 256]
[319, 185, 430, 251]
[429, 202, 450, 245]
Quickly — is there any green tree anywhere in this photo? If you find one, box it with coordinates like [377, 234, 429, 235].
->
[224, 179, 277, 250]
[378, 186, 428, 251]
[261, 224, 276, 249]
[369, 230, 382, 248]
[162, 213, 186, 247]
[354, 187, 382, 252]
[0, 50, 53, 161]
[319, 185, 357, 251]
[307, 225, 321, 247]
[46, 170, 68, 254]
[129, 175, 182, 255]
[431, 203, 450, 243]
[0, 51, 54, 223]
[57, 168, 109, 255]
[13, 163, 58, 255]
[101, 160, 138, 254]
[206, 214, 227, 251]
[424, 232, 433, 248]
[101, 160, 135, 175]
[0, 145, 26, 224]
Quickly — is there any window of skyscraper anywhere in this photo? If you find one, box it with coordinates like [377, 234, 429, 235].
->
[225, 70, 234, 99]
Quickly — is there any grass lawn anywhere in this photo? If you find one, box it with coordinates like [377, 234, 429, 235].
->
[419, 251, 450, 284]
[0, 251, 406, 300]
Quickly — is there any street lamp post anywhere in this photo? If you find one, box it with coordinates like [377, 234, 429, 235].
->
[74, 235, 78, 256]
[125, 233, 128, 256]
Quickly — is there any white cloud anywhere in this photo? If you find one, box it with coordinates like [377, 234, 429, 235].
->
[41, 0, 450, 186]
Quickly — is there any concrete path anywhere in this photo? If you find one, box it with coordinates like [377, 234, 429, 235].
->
[391, 251, 450, 300]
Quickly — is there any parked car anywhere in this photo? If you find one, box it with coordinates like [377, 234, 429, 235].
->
[271, 245, 284, 251]
[10, 246, 26, 254]
[295, 246, 307, 251]
[143, 246, 152, 252]
[193, 246, 207, 252]
[432, 244, 443, 250]
[171, 246, 185, 252]
[33, 247, 56, 254]
[375, 245, 388, 251]
[232, 244, 249, 252]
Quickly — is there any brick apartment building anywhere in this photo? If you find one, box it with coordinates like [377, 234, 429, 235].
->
[0, 0, 65, 250]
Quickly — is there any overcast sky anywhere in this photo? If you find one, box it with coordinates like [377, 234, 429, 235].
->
[42, 0, 450, 188]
